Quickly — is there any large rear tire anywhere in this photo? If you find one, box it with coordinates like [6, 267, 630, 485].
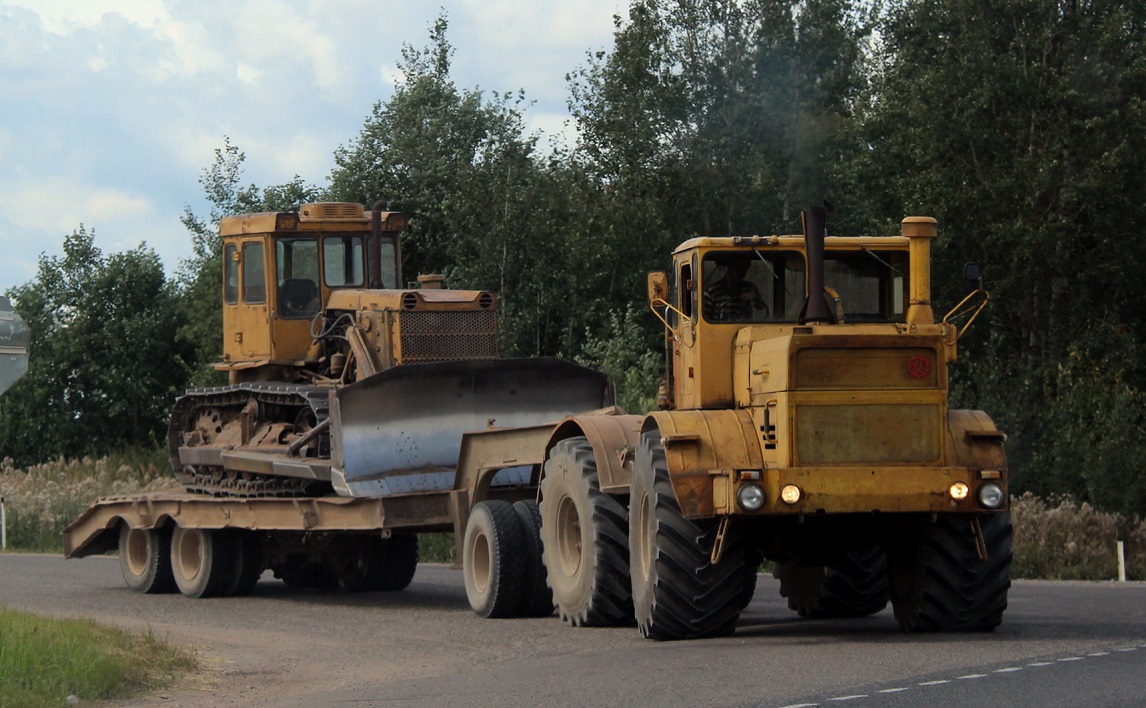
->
[629, 430, 745, 640]
[464, 500, 527, 618]
[118, 524, 176, 594]
[514, 500, 554, 617]
[170, 526, 235, 598]
[773, 547, 889, 618]
[539, 437, 632, 627]
[888, 512, 1012, 632]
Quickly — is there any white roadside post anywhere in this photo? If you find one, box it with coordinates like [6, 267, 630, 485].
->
[1, 494, 6, 551]
[1117, 540, 1127, 583]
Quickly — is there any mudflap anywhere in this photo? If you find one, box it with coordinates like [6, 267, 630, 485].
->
[331, 358, 611, 497]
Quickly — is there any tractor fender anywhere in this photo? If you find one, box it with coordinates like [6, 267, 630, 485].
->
[543, 413, 644, 495]
[948, 409, 1008, 471]
[642, 409, 763, 518]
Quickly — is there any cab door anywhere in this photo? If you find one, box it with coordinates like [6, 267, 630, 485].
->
[223, 240, 272, 362]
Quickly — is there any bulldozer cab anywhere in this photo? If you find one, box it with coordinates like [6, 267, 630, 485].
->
[219, 203, 405, 372]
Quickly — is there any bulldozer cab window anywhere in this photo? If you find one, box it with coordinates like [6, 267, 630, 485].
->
[241, 242, 266, 304]
[224, 244, 239, 305]
[376, 238, 398, 290]
[702, 251, 803, 323]
[323, 235, 364, 287]
[823, 250, 907, 322]
[276, 238, 321, 319]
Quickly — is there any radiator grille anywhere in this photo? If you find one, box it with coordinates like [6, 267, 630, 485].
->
[796, 348, 937, 389]
[398, 310, 498, 363]
[795, 404, 941, 464]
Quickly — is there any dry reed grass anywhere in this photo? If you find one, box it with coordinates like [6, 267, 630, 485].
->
[0, 452, 180, 552]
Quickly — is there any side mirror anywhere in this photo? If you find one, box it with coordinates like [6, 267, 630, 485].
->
[963, 263, 983, 293]
[647, 271, 669, 305]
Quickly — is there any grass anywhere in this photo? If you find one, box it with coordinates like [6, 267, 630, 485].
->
[3, 449, 1143, 579]
[1011, 492, 1146, 581]
[0, 449, 180, 552]
[0, 607, 195, 708]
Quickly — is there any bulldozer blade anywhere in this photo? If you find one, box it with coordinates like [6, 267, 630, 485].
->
[330, 358, 610, 497]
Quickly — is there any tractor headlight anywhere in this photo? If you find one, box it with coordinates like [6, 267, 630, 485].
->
[737, 483, 765, 512]
[780, 484, 802, 505]
[949, 482, 970, 501]
[978, 482, 1005, 509]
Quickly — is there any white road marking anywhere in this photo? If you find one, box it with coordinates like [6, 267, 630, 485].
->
[1087, 652, 1110, 657]
[1027, 661, 1054, 666]
[919, 680, 949, 686]
[958, 674, 988, 680]
[994, 667, 1023, 673]
[827, 696, 868, 702]
[877, 688, 910, 694]
[1056, 657, 1083, 662]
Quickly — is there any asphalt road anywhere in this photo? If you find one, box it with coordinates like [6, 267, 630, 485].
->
[1, 552, 1144, 707]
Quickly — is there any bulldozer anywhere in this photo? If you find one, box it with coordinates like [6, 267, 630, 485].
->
[167, 200, 611, 499]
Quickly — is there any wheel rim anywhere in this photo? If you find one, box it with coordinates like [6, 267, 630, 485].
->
[555, 494, 582, 578]
[470, 530, 491, 594]
[124, 528, 149, 577]
[636, 491, 652, 583]
[173, 527, 203, 582]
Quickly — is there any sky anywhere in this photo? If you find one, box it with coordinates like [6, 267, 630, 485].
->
[0, 0, 626, 292]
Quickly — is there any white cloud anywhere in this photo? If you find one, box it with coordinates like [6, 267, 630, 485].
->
[0, 0, 627, 290]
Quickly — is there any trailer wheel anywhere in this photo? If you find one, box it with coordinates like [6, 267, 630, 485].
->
[118, 524, 176, 594]
[375, 533, 419, 592]
[513, 500, 554, 617]
[338, 537, 378, 592]
[629, 430, 745, 640]
[539, 436, 632, 627]
[773, 547, 889, 618]
[226, 530, 264, 596]
[170, 526, 236, 598]
[887, 512, 1012, 632]
[464, 500, 527, 618]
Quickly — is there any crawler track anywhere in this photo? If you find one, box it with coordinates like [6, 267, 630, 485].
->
[167, 382, 334, 497]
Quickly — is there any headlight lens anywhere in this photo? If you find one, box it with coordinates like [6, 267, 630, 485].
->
[780, 484, 801, 505]
[949, 482, 970, 501]
[736, 483, 765, 512]
[978, 482, 1005, 509]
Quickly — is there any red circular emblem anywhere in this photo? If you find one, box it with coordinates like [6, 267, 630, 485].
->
[906, 355, 932, 380]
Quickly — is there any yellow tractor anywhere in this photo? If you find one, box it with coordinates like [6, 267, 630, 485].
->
[528, 207, 1009, 639]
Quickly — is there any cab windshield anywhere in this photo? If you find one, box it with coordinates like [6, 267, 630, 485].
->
[700, 248, 908, 324]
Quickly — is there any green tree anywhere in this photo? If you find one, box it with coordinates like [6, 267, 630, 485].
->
[0, 228, 193, 465]
[855, 0, 1146, 514]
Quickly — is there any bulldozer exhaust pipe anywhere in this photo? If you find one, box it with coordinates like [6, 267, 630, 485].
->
[799, 207, 833, 324]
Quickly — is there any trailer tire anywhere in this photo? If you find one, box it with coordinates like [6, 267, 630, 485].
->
[375, 533, 419, 592]
[540, 436, 632, 627]
[513, 500, 554, 617]
[170, 526, 236, 598]
[773, 547, 889, 618]
[888, 512, 1012, 632]
[629, 430, 745, 640]
[339, 537, 377, 592]
[279, 563, 337, 590]
[118, 524, 176, 594]
[227, 530, 264, 596]
[464, 500, 527, 618]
